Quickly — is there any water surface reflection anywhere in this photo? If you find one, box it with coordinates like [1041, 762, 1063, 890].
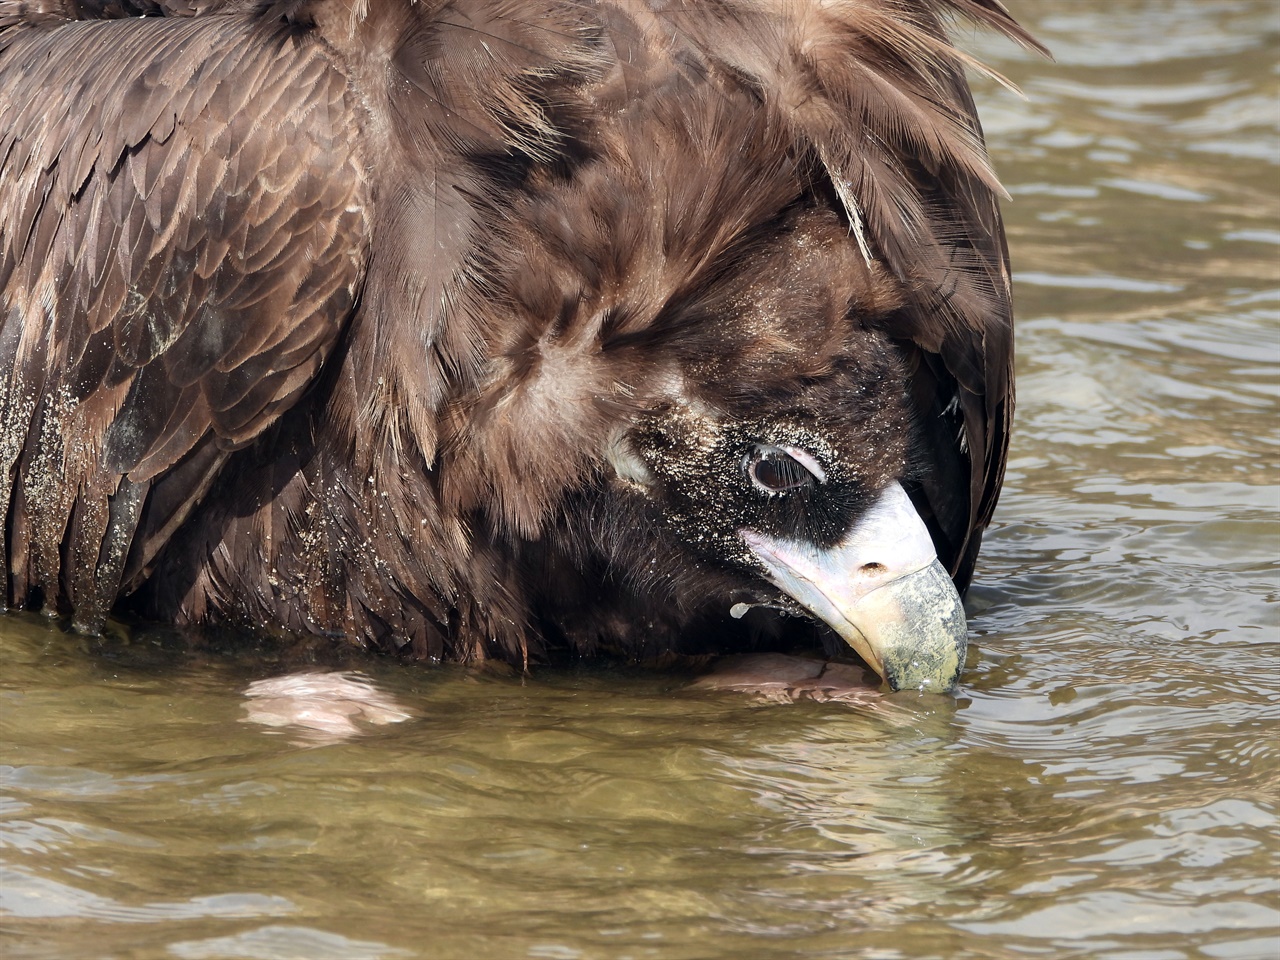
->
[3, 1, 1278, 957]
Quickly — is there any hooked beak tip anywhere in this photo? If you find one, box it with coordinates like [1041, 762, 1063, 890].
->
[859, 559, 968, 693]
[740, 483, 968, 694]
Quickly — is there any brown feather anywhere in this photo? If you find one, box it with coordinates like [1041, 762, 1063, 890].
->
[0, 5, 368, 628]
[0, 0, 1040, 658]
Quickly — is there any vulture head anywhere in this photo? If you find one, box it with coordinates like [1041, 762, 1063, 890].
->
[465, 134, 969, 690]
[0, 0, 1044, 692]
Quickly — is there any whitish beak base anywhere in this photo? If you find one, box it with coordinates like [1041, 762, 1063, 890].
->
[740, 482, 968, 693]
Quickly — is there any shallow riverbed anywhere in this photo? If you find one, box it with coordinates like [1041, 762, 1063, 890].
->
[2, 2, 1278, 958]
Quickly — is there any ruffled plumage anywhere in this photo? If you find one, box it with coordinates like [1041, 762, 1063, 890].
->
[0, 0, 1042, 663]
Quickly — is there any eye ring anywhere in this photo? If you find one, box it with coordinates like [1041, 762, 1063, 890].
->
[744, 444, 825, 495]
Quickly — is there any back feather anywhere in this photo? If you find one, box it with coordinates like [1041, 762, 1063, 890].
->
[0, 0, 1040, 656]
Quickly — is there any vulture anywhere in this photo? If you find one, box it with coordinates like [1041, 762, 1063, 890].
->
[0, 0, 1043, 692]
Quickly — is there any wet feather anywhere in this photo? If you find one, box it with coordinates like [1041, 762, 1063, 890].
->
[0, 0, 1038, 660]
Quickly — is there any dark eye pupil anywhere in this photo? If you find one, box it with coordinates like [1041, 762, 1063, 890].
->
[750, 453, 813, 493]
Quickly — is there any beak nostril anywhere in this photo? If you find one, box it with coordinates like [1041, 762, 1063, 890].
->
[861, 562, 887, 576]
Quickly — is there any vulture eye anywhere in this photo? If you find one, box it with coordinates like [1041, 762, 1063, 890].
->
[745, 445, 825, 495]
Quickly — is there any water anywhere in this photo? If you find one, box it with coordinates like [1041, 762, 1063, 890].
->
[2, 2, 1278, 957]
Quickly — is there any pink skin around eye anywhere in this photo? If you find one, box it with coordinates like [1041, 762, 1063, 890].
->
[779, 445, 826, 484]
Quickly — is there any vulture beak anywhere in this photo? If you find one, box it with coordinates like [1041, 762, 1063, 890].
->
[740, 483, 967, 693]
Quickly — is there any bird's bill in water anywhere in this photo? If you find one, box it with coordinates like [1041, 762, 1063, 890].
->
[740, 482, 967, 693]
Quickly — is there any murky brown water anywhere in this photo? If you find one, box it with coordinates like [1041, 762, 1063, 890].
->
[2, 2, 1278, 958]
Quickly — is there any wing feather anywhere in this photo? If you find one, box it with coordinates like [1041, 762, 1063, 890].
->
[0, 11, 369, 625]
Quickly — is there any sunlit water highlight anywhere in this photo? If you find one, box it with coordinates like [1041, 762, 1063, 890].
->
[2, 2, 1278, 958]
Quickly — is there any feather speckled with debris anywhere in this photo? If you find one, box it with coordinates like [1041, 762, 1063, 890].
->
[0, 0, 1043, 663]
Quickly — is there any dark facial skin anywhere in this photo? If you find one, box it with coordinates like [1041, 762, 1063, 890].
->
[634, 356, 913, 558]
[526, 337, 915, 662]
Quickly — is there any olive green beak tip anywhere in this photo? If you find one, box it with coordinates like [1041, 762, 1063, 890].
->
[740, 483, 970, 697]
[874, 560, 969, 694]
